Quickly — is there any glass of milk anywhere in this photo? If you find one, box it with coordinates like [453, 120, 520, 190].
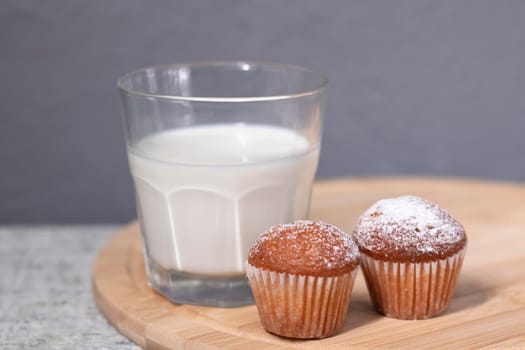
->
[118, 62, 326, 307]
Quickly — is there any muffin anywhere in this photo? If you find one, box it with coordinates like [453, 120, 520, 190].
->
[353, 195, 467, 320]
[246, 220, 360, 339]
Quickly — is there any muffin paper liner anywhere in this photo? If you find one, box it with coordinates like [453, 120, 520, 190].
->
[360, 247, 466, 319]
[246, 264, 357, 339]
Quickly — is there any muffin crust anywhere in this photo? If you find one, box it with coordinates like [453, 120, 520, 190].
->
[353, 195, 466, 262]
[248, 220, 360, 276]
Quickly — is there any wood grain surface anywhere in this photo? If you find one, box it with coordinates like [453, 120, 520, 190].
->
[92, 178, 525, 349]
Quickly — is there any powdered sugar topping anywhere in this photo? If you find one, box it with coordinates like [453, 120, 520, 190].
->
[353, 195, 466, 261]
[248, 220, 360, 276]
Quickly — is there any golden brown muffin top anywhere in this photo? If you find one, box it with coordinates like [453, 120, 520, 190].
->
[353, 195, 467, 263]
[248, 220, 360, 276]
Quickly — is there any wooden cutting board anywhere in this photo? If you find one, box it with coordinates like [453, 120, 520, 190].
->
[92, 178, 525, 349]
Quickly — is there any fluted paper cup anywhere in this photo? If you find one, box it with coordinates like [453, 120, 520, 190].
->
[360, 247, 466, 320]
[246, 264, 358, 338]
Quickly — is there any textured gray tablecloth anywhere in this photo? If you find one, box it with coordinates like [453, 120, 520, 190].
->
[0, 226, 140, 349]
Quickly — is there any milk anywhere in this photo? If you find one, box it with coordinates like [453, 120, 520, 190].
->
[128, 124, 319, 275]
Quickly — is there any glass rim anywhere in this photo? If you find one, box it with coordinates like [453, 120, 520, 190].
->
[117, 61, 328, 102]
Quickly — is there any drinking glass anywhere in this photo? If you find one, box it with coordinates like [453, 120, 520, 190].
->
[118, 62, 326, 307]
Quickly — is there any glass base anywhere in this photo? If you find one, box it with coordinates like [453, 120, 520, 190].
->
[146, 257, 254, 308]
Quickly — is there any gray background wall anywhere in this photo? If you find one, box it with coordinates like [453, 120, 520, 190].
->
[1, 0, 524, 223]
